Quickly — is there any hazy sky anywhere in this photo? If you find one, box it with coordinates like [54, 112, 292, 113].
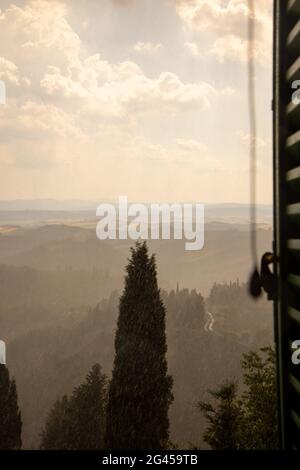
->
[0, 0, 273, 203]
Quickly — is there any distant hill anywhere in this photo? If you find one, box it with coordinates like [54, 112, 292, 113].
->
[0, 201, 272, 226]
[0, 223, 272, 295]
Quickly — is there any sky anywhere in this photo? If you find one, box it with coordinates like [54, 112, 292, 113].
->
[0, 0, 273, 203]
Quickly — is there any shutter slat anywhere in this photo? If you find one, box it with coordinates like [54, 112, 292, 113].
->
[288, 307, 300, 325]
[287, 55, 300, 81]
[288, 274, 300, 288]
[288, 0, 300, 17]
[288, 20, 300, 55]
[288, 239, 300, 249]
[286, 131, 300, 161]
[290, 374, 300, 394]
[287, 101, 300, 126]
[287, 202, 300, 215]
[291, 409, 300, 430]
[287, 166, 300, 182]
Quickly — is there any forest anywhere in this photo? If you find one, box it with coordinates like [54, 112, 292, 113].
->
[0, 220, 275, 449]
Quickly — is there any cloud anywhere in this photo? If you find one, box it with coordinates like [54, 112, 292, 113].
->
[0, 0, 81, 64]
[184, 42, 200, 57]
[40, 59, 231, 117]
[185, 34, 270, 65]
[176, 0, 272, 66]
[0, 0, 270, 203]
[0, 57, 30, 85]
[238, 130, 267, 149]
[175, 0, 272, 33]
[209, 35, 248, 63]
[0, 0, 233, 121]
[0, 98, 86, 169]
[176, 0, 249, 35]
[0, 99, 84, 139]
[176, 138, 207, 153]
[112, 0, 137, 5]
[0, 0, 236, 175]
[133, 42, 162, 53]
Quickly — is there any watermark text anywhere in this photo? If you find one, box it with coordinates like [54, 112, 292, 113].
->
[96, 197, 204, 251]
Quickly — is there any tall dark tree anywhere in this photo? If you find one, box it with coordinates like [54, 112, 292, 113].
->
[0, 364, 22, 450]
[40, 364, 107, 450]
[106, 242, 173, 450]
[239, 347, 278, 449]
[39, 395, 71, 450]
[70, 364, 107, 450]
[198, 381, 241, 450]
[198, 347, 279, 450]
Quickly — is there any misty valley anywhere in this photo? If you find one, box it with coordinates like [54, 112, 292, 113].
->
[0, 208, 274, 449]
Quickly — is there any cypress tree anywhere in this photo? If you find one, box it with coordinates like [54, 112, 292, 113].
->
[39, 395, 71, 450]
[106, 242, 173, 450]
[0, 364, 22, 449]
[70, 364, 107, 450]
[40, 364, 107, 450]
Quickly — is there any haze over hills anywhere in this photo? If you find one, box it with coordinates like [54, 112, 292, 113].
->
[0, 223, 272, 295]
[5, 284, 273, 449]
[0, 200, 272, 226]
[0, 201, 274, 448]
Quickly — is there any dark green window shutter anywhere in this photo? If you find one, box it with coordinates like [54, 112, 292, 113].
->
[274, 0, 300, 450]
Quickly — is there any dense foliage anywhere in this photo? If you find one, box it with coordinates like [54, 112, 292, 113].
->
[106, 242, 173, 450]
[0, 364, 22, 450]
[40, 364, 107, 450]
[198, 347, 278, 450]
